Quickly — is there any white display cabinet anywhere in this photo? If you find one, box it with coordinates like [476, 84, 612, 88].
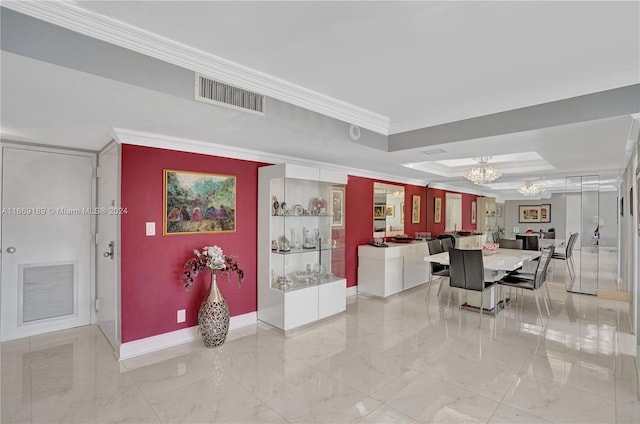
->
[258, 164, 346, 331]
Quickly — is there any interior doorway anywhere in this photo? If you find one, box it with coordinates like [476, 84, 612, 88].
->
[96, 142, 120, 349]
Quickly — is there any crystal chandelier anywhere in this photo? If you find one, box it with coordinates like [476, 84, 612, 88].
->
[465, 157, 502, 184]
[517, 181, 545, 196]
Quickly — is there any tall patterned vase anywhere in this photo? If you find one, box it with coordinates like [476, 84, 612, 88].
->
[198, 273, 230, 348]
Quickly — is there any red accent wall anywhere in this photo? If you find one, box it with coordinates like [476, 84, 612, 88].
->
[426, 187, 479, 237]
[461, 192, 479, 231]
[344, 176, 374, 288]
[120, 144, 266, 343]
[119, 145, 482, 342]
[344, 176, 428, 287]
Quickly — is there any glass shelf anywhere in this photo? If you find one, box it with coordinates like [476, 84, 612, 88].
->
[258, 163, 346, 330]
[271, 245, 343, 255]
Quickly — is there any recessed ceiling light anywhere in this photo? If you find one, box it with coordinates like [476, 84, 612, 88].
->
[422, 148, 446, 156]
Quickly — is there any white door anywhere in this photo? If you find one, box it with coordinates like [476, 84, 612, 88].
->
[1, 144, 95, 341]
[96, 143, 120, 349]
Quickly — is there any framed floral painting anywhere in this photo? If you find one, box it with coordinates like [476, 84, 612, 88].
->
[164, 169, 236, 235]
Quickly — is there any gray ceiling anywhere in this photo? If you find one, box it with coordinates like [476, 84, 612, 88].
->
[1, 2, 639, 199]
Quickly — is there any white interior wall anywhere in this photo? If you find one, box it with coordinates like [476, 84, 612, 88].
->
[504, 193, 567, 239]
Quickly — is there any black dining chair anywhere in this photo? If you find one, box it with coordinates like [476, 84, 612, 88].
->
[552, 232, 578, 279]
[437, 234, 456, 248]
[497, 238, 523, 249]
[541, 231, 555, 239]
[448, 248, 496, 328]
[498, 246, 555, 320]
[426, 239, 449, 296]
[508, 245, 556, 310]
[440, 237, 454, 252]
[516, 234, 539, 251]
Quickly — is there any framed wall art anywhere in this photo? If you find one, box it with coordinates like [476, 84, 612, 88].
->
[540, 204, 551, 223]
[331, 187, 344, 227]
[412, 195, 421, 223]
[434, 197, 442, 223]
[519, 205, 538, 223]
[386, 205, 395, 218]
[518, 204, 551, 223]
[374, 205, 385, 219]
[164, 169, 236, 235]
[400, 202, 404, 223]
[471, 200, 477, 224]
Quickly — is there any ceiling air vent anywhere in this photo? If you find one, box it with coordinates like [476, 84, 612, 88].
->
[195, 73, 264, 115]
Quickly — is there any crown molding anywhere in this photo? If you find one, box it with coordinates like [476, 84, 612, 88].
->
[3, 1, 390, 135]
[427, 182, 496, 198]
[111, 128, 427, 187]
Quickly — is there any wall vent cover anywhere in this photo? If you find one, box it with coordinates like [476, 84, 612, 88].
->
[195, 74, 264, 115]
[22, 263, 75, 323]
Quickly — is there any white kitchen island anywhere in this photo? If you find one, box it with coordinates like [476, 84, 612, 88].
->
[357, 242, 431, 298]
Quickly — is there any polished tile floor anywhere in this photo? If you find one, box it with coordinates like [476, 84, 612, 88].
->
[2, 283, 639, 423]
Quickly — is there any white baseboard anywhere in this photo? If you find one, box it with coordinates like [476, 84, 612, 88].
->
[118, 311, 257, 360]
[116, 289, 360, 361]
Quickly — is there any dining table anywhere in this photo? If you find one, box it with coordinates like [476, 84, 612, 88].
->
[424, 248, 541, 314]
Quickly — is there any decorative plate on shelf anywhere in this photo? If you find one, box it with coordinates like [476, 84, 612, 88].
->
[293, 204, 304, 215]
[310, 197, 327, 213]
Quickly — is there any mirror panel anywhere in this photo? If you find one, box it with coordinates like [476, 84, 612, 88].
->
[373, 182, 405, 238]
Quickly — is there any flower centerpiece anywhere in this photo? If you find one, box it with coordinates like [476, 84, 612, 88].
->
[482, 243, 499, 255]
[181, 245, 244, 348]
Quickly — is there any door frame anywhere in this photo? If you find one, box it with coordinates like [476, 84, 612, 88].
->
[96, 140, 122, 349]
[0, 140, 98, 340]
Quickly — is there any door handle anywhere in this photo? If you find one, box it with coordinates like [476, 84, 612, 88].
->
[6, 246, 16, 254]
[103, 241, 114, 259]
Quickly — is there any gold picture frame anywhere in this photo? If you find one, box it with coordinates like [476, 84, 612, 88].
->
[471, 200, 477, 224]
[434, 197, 442, 223]
[386, 205, 395, 218]
[412, 195, 421, 223]
[374, 205, 385, 218]
[164, 169, 236, 235]
[331, 187, 344, 227]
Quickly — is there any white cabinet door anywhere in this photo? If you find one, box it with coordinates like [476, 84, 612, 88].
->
[284, 287, 319, 330]
[318, 279, 346, 319]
